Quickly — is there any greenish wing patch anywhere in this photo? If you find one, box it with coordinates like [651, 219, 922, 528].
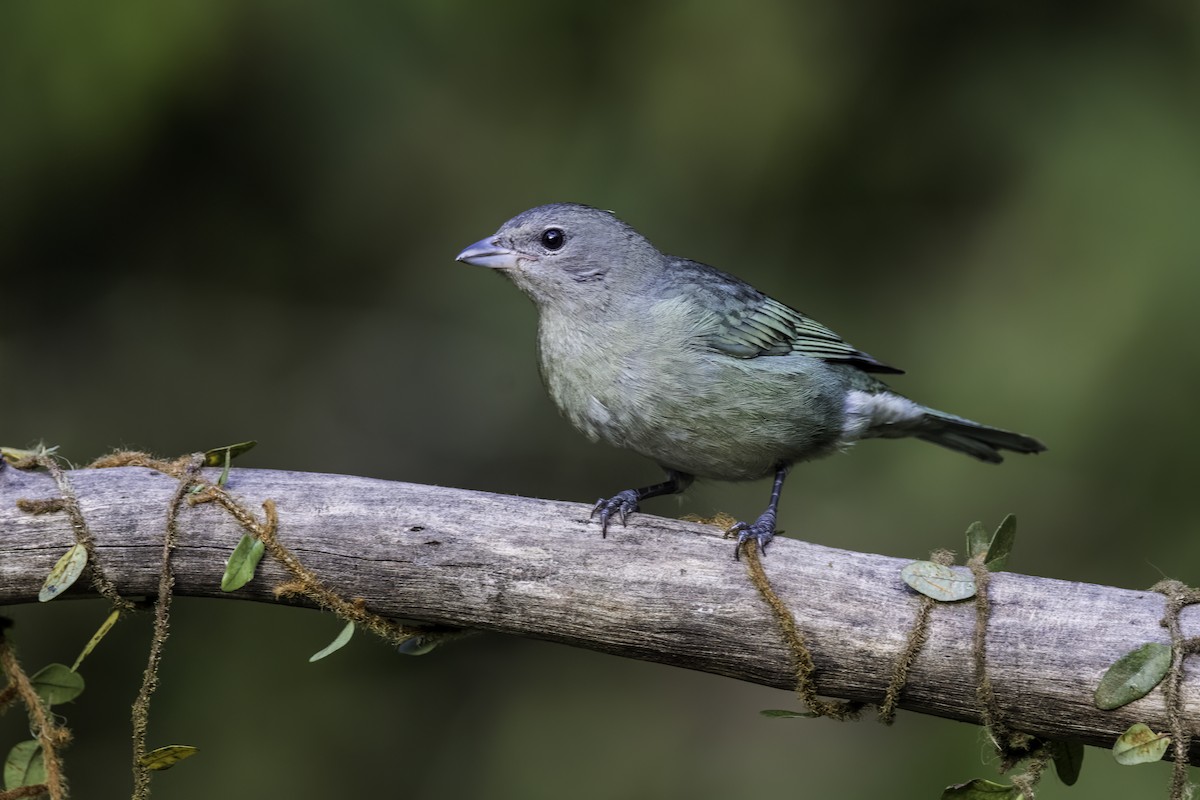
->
[705, 297, 901, 373]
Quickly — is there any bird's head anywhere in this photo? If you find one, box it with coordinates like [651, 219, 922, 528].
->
[455, 203, 660, 310]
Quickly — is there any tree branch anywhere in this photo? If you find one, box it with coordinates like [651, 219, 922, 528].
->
[1, 463, 1195, 762]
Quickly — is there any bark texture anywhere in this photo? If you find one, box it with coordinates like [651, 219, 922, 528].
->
[1, 463, 1195, 761]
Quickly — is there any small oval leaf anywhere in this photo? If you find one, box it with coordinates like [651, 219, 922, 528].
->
[759, 709, 819, 719]
[139, 745, 199, 771]
[985, 514, 1017, 571]
[395, 626, 474, 656]
[1094, 642, 1172, 710]
[309, 620, 355, 663]
[965, 521, 990, 561]
[1113, 723, 1170, 765]
[72, 609, 121, 672]
[3, 740, 45, 790]
[941, 778, 1023, 799]
[220, 535, 266, 592]
[1, 443, 58, 462]
[396, 636, 440, 656]
[202, 441, 257, 467]
[39, 543, 88, 602]
[30, 663, 85, 706]
[901, 561, 976, 601]
[1049, 739, 1085, 786]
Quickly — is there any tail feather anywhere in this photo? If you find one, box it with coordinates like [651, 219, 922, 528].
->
[917, 410, 1047, 464]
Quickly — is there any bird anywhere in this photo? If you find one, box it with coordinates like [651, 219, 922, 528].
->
[455, 203, 1045, 555]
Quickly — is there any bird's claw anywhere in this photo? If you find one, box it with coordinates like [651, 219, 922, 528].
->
[590, 490, 641, 537]
[727, 512, 778, 560]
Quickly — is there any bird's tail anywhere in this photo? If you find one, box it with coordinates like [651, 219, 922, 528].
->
[915, 409, 1047, 464]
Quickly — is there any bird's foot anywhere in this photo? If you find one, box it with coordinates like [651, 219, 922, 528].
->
[726, 511, 778, 560]
[590, 490, 640, 537]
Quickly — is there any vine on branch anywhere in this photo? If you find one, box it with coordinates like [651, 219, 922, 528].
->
[2, 444, 431, 798]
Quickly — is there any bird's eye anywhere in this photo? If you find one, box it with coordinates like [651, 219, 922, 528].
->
[540, 228, 565, 251]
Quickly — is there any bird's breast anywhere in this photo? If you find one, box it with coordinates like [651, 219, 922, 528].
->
[535, 310, 660, 445]
[534, 299, 848, 480]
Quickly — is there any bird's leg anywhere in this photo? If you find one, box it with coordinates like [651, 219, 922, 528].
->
[591, 469, 694, 537]
[729, 465, 790, 559]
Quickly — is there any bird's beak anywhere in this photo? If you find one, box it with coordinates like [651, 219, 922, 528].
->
[455, 238, 520, 270]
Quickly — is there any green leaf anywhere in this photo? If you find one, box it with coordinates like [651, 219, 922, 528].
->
[901, 561, 976, 601]
[30, 663, 85, 706]
[759, 709, 819, 718]
[396, 635, 441, 656]
[220, 534, 266, 592]
[309, 620, 355, 662]
[3, 740, 44, 790]
[1113, 723, 1170, 765]
[0, 443, 58, 462]
[38, 543, 88, 602]
[1094, 642, 1172, 710]
[395, 626, 475, 656]
[139, 745, 199, 771]
[71, 608, 121, 671]
[202, 441, 256, 467]
[965, 521, 990, 561]
[1049, 739, 1084, 786]
[985, 514, 1017, 571]
[941, 778, 1023, 799]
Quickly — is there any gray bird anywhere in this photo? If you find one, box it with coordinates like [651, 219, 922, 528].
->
[456, 203, 1045, 555]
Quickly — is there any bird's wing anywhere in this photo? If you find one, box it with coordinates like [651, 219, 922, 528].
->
[669, 259, 904, 374]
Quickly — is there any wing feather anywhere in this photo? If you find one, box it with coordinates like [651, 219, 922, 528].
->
[663, 258, 903, 374]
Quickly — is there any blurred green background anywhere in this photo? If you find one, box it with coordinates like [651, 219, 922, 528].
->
[3, 1, 1198, 797]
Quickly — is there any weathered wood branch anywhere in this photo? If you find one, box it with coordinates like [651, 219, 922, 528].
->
[1, 463, 1196, 762]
